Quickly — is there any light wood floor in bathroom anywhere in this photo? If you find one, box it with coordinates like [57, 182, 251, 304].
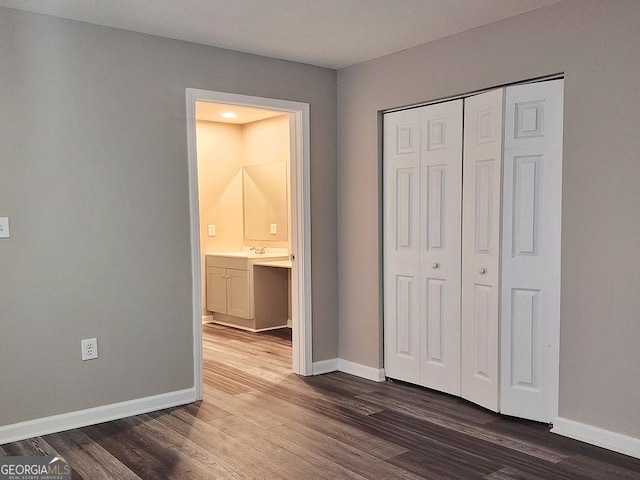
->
[3, 323, 640, 479]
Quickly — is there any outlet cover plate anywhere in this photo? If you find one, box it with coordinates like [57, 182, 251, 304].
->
[0, 217, 9, 238]
[81, 338, 98, 361]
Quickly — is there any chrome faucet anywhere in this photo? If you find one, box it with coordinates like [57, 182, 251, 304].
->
[250, 246, 266, 254]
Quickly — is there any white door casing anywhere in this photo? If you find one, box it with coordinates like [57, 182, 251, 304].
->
[461, 88, 504, 412]
[500, 79, 564, 422]
[384, 100, 463, 393]
[186, 88, 312, 400]
[419, 100, 463, 395]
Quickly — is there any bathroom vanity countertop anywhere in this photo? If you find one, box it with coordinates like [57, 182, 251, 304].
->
[206, 251, 288, 260]
[252, 260, 293, 269]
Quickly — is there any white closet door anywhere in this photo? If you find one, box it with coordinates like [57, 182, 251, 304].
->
[384, 108, 422, 384]
[461, 89, 504, 412]
[384, 100, 463, 391]
[419, 100, 463, 395]
[500, 79, 563, 422]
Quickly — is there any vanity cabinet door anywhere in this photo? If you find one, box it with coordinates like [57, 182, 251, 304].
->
[226, 269, 250, 319]
[206, 266, 227, 314]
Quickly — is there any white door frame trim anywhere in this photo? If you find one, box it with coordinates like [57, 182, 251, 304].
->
[185, 88, 313, 400]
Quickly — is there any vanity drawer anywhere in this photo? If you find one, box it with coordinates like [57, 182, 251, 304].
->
[206, 255, 248, 271]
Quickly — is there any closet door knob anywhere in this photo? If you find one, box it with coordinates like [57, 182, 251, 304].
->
[478, 267, 487, 275]
[221, 274, 226, 278]
[432, 263, 439, 269]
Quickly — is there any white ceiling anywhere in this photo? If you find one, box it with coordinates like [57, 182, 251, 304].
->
[196, 102, 286, 124]
[0, 0, 562, 69]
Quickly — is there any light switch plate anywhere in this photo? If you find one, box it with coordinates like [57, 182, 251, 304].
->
[207, 225, 216, 237]
[0, 217, 9, 238]
[270, 223, 277, 235]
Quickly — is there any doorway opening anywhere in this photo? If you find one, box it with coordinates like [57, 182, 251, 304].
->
[186, 89, 312, 400]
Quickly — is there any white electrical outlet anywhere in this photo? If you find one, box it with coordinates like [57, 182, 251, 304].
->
[81, 338, 98, 361]
[270, 223, 277, 235]
[0, 217, 9, 238]
[207, 224, 216, 237]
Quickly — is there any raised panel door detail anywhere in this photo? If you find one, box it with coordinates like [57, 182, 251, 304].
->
[428, 119, 448, 151]
[512, 155, 542, 257]
[397, 124, 417, 154]
[396, 276, 415, 357]
[473, 284, 492, 380]
[477, 108, 498, 144]
[515, 100, 545, 139]
[475, 159, 495, 255]
[510, 288, 540, 390]
[396, 168, 415, 250]
[426, 279, 445, 364]
[426, 165, 445, 250]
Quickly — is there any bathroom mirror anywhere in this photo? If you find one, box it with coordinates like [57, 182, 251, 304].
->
[243, 162, 288, 241]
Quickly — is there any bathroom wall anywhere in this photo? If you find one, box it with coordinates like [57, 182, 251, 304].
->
[197, 120, 244, 254]
[197, 115, 291, 251]
[242, 115, 291, 249]
[242, 163, 288, 244]
[196, 115, 291, 314]
[243, 115, 290, 166]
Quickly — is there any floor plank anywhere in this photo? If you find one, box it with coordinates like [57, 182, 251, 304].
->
[3, 323, 640, 479]
[44, 429, 142, 480]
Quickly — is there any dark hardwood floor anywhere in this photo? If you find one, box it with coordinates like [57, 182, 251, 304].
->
[3, 323, 640, 479]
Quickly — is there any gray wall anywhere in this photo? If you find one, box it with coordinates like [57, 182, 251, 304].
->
[337, 0, 640, 439]
[0, 7, 337, 426]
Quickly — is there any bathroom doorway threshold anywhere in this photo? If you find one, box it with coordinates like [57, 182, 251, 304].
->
[186, 89, 312, 400]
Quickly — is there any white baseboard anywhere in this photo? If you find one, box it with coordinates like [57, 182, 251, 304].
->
[0, 388, 196, 446]
[338, 359, 386, 382]
[552, 417, 640, 459]
[202, 315, 213, 324]
[312, 358, 386, 382]
[209, 319, 287, 333]
[312, 358, 339, 375]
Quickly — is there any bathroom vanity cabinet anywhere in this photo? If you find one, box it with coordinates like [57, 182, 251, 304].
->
[205, 252, 289, 331]
[206, 265, 250, 318]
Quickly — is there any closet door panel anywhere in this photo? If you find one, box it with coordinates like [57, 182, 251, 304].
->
[462, 89, 504, 412]
[501, 80, 563, 422]
[384, 109, 421, 384]
[419, 100, 463, 395]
